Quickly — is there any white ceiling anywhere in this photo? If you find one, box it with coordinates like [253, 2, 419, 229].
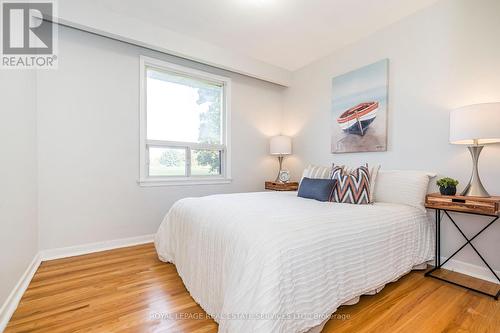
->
[88, 0, 439, 71]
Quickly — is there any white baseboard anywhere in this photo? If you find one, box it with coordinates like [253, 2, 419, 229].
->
[0, 253, 41, 333]
[439, 256, 500, 284]
[40, 234, 155, 261]
[0, 234, 155, 332]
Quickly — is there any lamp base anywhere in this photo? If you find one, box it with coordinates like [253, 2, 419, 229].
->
[274, 156, 284, 183]
[461, 145, 490, 197]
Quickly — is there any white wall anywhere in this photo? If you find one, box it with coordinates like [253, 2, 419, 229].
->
[283, 0, 500, 271]
[0, 71, 38, 306]
[37, 27, 285, 250]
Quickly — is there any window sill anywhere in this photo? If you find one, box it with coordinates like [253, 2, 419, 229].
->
[137, 177, 232, 187]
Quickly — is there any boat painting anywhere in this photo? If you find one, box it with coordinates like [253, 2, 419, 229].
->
[331, 59, 388, 153]
[337, 101, 378, 136]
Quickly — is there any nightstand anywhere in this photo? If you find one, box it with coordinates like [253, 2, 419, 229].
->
[425, 193, 500, 300]
[265, 181, 299, 191]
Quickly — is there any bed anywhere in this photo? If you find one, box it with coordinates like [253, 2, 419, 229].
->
[154, 191, 434, 333]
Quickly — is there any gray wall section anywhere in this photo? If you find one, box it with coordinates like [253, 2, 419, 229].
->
[0, 70, 38, 307]
[36, 26, 285, 250]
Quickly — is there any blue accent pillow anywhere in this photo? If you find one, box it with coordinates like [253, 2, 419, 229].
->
[297, 178, 337, 202]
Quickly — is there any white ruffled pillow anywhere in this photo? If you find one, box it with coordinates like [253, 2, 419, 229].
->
[301, 165, 331, 181]
[373, 170, 436, 210]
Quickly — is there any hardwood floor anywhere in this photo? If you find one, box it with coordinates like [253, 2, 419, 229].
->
[5, 243, 499, 333]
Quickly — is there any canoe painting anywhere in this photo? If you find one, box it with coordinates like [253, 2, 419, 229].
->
[331, 59, 388, 153]
[337, 101, 378, 136]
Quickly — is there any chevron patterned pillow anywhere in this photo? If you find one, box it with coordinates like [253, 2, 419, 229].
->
[330, 164, 371, 204]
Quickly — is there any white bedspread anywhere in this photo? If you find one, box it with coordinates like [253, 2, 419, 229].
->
[154, 191, 434, 333]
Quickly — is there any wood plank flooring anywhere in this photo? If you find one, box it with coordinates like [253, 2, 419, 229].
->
[5, 243, 499, 333]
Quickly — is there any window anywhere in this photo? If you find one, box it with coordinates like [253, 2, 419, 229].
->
[139, 56, 231, 186]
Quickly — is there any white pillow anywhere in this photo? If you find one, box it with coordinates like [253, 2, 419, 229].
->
[373, 170, 436, 210]
[301, 164, 330, 181]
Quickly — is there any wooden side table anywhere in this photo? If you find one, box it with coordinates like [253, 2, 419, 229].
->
[425, 193, 500, 300]
[265, 181, 299, 191]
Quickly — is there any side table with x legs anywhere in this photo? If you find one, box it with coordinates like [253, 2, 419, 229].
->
[424, 193, 500, 300]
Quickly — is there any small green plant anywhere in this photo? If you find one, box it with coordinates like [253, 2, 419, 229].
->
[436, 177, 459, 188]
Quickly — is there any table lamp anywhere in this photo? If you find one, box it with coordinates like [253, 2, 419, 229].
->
[270, 135, 292, 182]
[449, 103, 500, 197]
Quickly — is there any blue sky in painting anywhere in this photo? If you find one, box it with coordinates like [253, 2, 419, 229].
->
[332, 59, 388, 117]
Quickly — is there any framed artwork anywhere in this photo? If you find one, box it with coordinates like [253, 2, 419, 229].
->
[331, 59, 388, 153]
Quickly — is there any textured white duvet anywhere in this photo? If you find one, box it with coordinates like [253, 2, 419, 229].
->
[155, 191, 434, 333]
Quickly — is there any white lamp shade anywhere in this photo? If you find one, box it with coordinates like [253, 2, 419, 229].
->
[450, 103, 500, 145]
[270, 135, 292, 155]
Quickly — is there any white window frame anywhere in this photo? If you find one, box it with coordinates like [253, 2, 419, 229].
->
[138, 56, 231, 186]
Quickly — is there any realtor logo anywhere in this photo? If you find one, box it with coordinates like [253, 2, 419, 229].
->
[1, 1, 57, 68]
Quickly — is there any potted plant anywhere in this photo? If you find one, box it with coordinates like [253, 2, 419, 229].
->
[436, 177, 459, 196]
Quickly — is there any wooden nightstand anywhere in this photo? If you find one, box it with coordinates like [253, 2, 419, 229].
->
[424, 193, 500, 300]
[265, 181, 299, 191]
